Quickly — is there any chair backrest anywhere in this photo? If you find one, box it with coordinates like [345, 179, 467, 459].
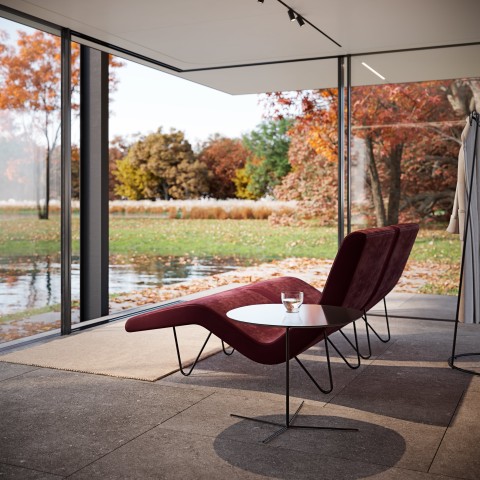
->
[319, 227, 396, 311]
[363, 223, 419, 311]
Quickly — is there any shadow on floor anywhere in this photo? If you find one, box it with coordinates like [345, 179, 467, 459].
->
[214, 415, 406, 479]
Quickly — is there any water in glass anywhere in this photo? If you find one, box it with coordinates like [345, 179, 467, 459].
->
[281, 291, 304, 313]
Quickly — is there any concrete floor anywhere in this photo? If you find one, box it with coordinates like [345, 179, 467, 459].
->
[1, 313, 479, 479]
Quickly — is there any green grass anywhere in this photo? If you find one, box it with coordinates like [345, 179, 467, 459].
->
[1, 215, 339, 260]
[0, 213, 461, 262]
[409, 228, 461, 263]
[109, 218, 338, 260]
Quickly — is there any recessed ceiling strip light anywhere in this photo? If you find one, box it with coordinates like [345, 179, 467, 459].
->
[361, 62, 386, 80]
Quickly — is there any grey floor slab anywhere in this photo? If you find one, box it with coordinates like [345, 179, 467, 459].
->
[68, 425, 439, 480]
[332, 361, 467, 426]
[158, 389, 443, 473]
[0, 361, 38, 381]
[297, 403, 445, 473]
[0, 368, 210, 477]
[429, 388, 480, 480]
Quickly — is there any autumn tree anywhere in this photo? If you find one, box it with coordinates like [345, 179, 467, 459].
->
[0, 29, 121, 218]
[197, 134, 249, 198]
[274, 121, 337, 224]
[266, 80, 477, 226]
[236, 118, 292, 199]
[108, 135, 138, 200]
[114, 128, 210, 200]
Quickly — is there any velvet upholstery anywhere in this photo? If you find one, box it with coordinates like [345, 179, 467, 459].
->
[319, 227, 396, 310]
[363, 223, 419, 311]
[125, 227, 397, 366]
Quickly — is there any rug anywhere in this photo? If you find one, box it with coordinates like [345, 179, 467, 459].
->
[0, 320, 222, 382]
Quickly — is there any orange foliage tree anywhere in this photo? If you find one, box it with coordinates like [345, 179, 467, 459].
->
[0, 29, 121, 218]
[197, 134, 250, 198]
[266, 80, 478, 226]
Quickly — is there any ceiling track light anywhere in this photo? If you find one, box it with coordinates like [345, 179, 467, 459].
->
[255, 0, 342, 47]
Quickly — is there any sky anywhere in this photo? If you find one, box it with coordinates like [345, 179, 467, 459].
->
[109, 59, 265, 148]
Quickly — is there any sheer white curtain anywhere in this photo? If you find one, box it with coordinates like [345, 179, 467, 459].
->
[448, 114, 480, 324]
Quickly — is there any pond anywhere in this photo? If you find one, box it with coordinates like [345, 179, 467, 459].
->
[0, 255, 246, 317]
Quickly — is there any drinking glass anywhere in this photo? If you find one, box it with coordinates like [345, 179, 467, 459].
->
[281, 291, 304, 313]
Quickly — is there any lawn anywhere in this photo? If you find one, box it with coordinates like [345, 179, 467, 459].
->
[0, 213, 460, 262]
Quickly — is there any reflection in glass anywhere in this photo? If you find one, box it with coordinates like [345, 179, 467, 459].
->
[0, 18, 63, 343]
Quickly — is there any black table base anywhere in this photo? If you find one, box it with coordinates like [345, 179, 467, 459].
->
[231, 326, 358, 444]
[231, 401, 358, 444]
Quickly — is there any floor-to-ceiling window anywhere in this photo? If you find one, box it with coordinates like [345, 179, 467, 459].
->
[0, 17, 65, 343]
[349, 45, 480, 315]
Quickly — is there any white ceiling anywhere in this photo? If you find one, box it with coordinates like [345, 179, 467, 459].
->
[1, 0, 480, 93]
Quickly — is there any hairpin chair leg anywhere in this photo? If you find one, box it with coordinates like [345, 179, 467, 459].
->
[294, 330, 334, 394]
[172, 327, 213, 376]
[327, 321, 361, 369]
[363, 297, 391, 343]
[222, 341, 235, 356]
[338, 312, 372, 360]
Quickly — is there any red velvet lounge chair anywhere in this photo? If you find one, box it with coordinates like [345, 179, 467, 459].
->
[125, 226, 396, 392]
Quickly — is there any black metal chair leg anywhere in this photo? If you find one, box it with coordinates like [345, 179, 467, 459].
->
[364, 297, 391, 343]
[294, 331, 333, 394]
[327, 321, 361, 369]
[338, 313, 372, 360]
[222, 341, 235, 356]
[172, 327, 212, 376]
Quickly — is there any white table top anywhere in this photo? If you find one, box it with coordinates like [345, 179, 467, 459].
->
[226, 304, 363, 328]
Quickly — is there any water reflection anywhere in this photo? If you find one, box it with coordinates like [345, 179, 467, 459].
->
[0, 255, 244, 316]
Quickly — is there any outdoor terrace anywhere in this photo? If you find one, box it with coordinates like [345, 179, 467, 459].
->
[1, 294, 479, 480]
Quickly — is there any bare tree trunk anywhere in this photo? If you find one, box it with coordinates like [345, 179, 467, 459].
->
[386, 143, 403, 225]
[468, 79, 480, 111]
[38, 150, 50, 219]
[365, 136, 387, 226]
[446, 79, 480, 117]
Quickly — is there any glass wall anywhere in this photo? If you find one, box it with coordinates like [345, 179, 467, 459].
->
[349, 45, 480, 306]
[0, 18, 63, 342]
[106, 56, 340, 315]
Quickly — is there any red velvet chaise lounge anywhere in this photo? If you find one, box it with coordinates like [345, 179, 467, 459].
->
[125, 225, 416, 392]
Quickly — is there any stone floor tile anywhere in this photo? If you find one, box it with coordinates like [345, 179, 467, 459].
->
[429, 388, 480, 480]
[0, 368, 209, 477]
[277, 402, 446, 472]
[69, 426, 418, 480]
[332, 361, 467, 426]
[0, 361, 38, 381]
